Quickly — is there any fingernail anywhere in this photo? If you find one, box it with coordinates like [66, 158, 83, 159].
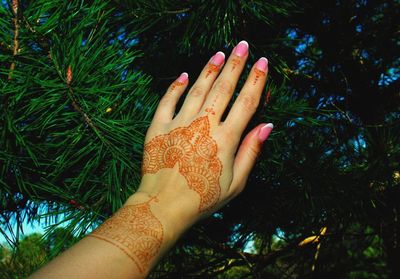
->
[177, 72, 188, 83]
[255, 57, 268, 72]
[259, 123, 274, 142]
[233, 40, 249, 57]
[210, 51, 225, 66]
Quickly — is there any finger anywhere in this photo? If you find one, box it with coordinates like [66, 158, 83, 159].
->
[224, 57, 268, 139]
[200, 41, 249, 121]
[177, 52, 225, 119]
[228, 123, 274, 196]
[153, 72, 189, 123]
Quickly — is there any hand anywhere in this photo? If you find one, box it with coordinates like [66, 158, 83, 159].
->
[90, 40, 274, 276]
[31, 41, 274, 279]
[128, 40, 273, 231]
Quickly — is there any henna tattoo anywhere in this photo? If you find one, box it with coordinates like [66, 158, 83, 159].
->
[253, 68, 266, 85]
[204, 92, 219, 115]
[231, 57, 241, 72]
[205, 107, 216, 115]
[142, 116, 222, 212]
[170, 80, 185, 91]
[88, 199, 163, 273]
[205, 64, 220, 78]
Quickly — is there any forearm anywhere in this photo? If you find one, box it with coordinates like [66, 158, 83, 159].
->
[30, 192, 185, 279]
[30, 40, 273, 278]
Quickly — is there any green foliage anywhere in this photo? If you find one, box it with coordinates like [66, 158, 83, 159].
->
[0, 229, 78, 278]
[1, 0, 399, 277]
[1, 233, 47, 278]
[0, 0, 158, 250]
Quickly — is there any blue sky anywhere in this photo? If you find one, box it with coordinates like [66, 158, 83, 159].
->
[0, 219, 46, 246]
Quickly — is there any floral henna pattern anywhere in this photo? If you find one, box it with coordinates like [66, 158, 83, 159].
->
[88, 201, 163, 273]
[142, 116, 222, 212]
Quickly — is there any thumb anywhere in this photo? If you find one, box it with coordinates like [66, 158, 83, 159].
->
[229, 123, 274, 196]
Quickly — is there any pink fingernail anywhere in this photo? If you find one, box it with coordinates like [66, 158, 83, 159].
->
[233, 40, 249, 57]
[259, 123, 274, 142]
[255, 57, 268, 72]
[210, 51, 225, 66]
[177, 72, 188, 83]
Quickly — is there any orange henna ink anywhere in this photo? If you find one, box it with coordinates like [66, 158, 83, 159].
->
[205, 52, 224, 78]
[170, 81, 184, 91]
[230, 41, 248, 71]
[170, 72, 188, 91]
[231, 57, 241, 72]
[205, 107, 216, 115]
[142, 116, 222, 212]
[203, 93, 219, 115]
[253, 57, 268, 85]
[253, 68, 266, 85]
[205, 64, 220, 78]
[88, 198, 163, 273]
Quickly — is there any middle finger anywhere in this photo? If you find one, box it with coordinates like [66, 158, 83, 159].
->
[200, 41, 249, 122]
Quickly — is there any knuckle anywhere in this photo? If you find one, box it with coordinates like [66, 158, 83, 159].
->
[248, 144, 261, 159]
[219, 127, 238, 146]
[213, 79, 233, 96]
[160, 93, 174, 104]
[238, 95, 259, 113]
[189, 86, 205, 97]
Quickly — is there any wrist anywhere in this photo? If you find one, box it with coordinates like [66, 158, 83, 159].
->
[123, 191, 191, 250]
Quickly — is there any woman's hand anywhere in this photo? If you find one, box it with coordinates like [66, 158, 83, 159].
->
[134, 41, 273, 224]
[113, 41, 273, 275]
[31, 41, 274, 279]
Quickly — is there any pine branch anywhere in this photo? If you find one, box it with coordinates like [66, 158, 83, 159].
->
[8, 0, 19, 80]
[66, 65, 102, 140]
[163, 8, 190, 14]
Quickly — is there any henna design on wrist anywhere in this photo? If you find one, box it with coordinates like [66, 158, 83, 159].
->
[142, 116, 222, 212]
[88, 199, 163, 273]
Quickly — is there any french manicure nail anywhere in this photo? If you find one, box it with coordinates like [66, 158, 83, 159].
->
[259, 123, 274, 142]
[255, 57, 268, 72]
[233, 40, 249, 57]
[210, 51, 225, 66]
[177, 72, 188, 83]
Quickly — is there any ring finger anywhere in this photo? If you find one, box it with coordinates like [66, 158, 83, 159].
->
[176, 51, 225, 120]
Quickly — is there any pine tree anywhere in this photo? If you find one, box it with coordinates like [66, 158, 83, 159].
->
[1, 0, 399, 277]
[0, 0, 158, 246]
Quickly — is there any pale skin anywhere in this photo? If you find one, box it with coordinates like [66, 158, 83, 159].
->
[30, 41, 274, 279]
